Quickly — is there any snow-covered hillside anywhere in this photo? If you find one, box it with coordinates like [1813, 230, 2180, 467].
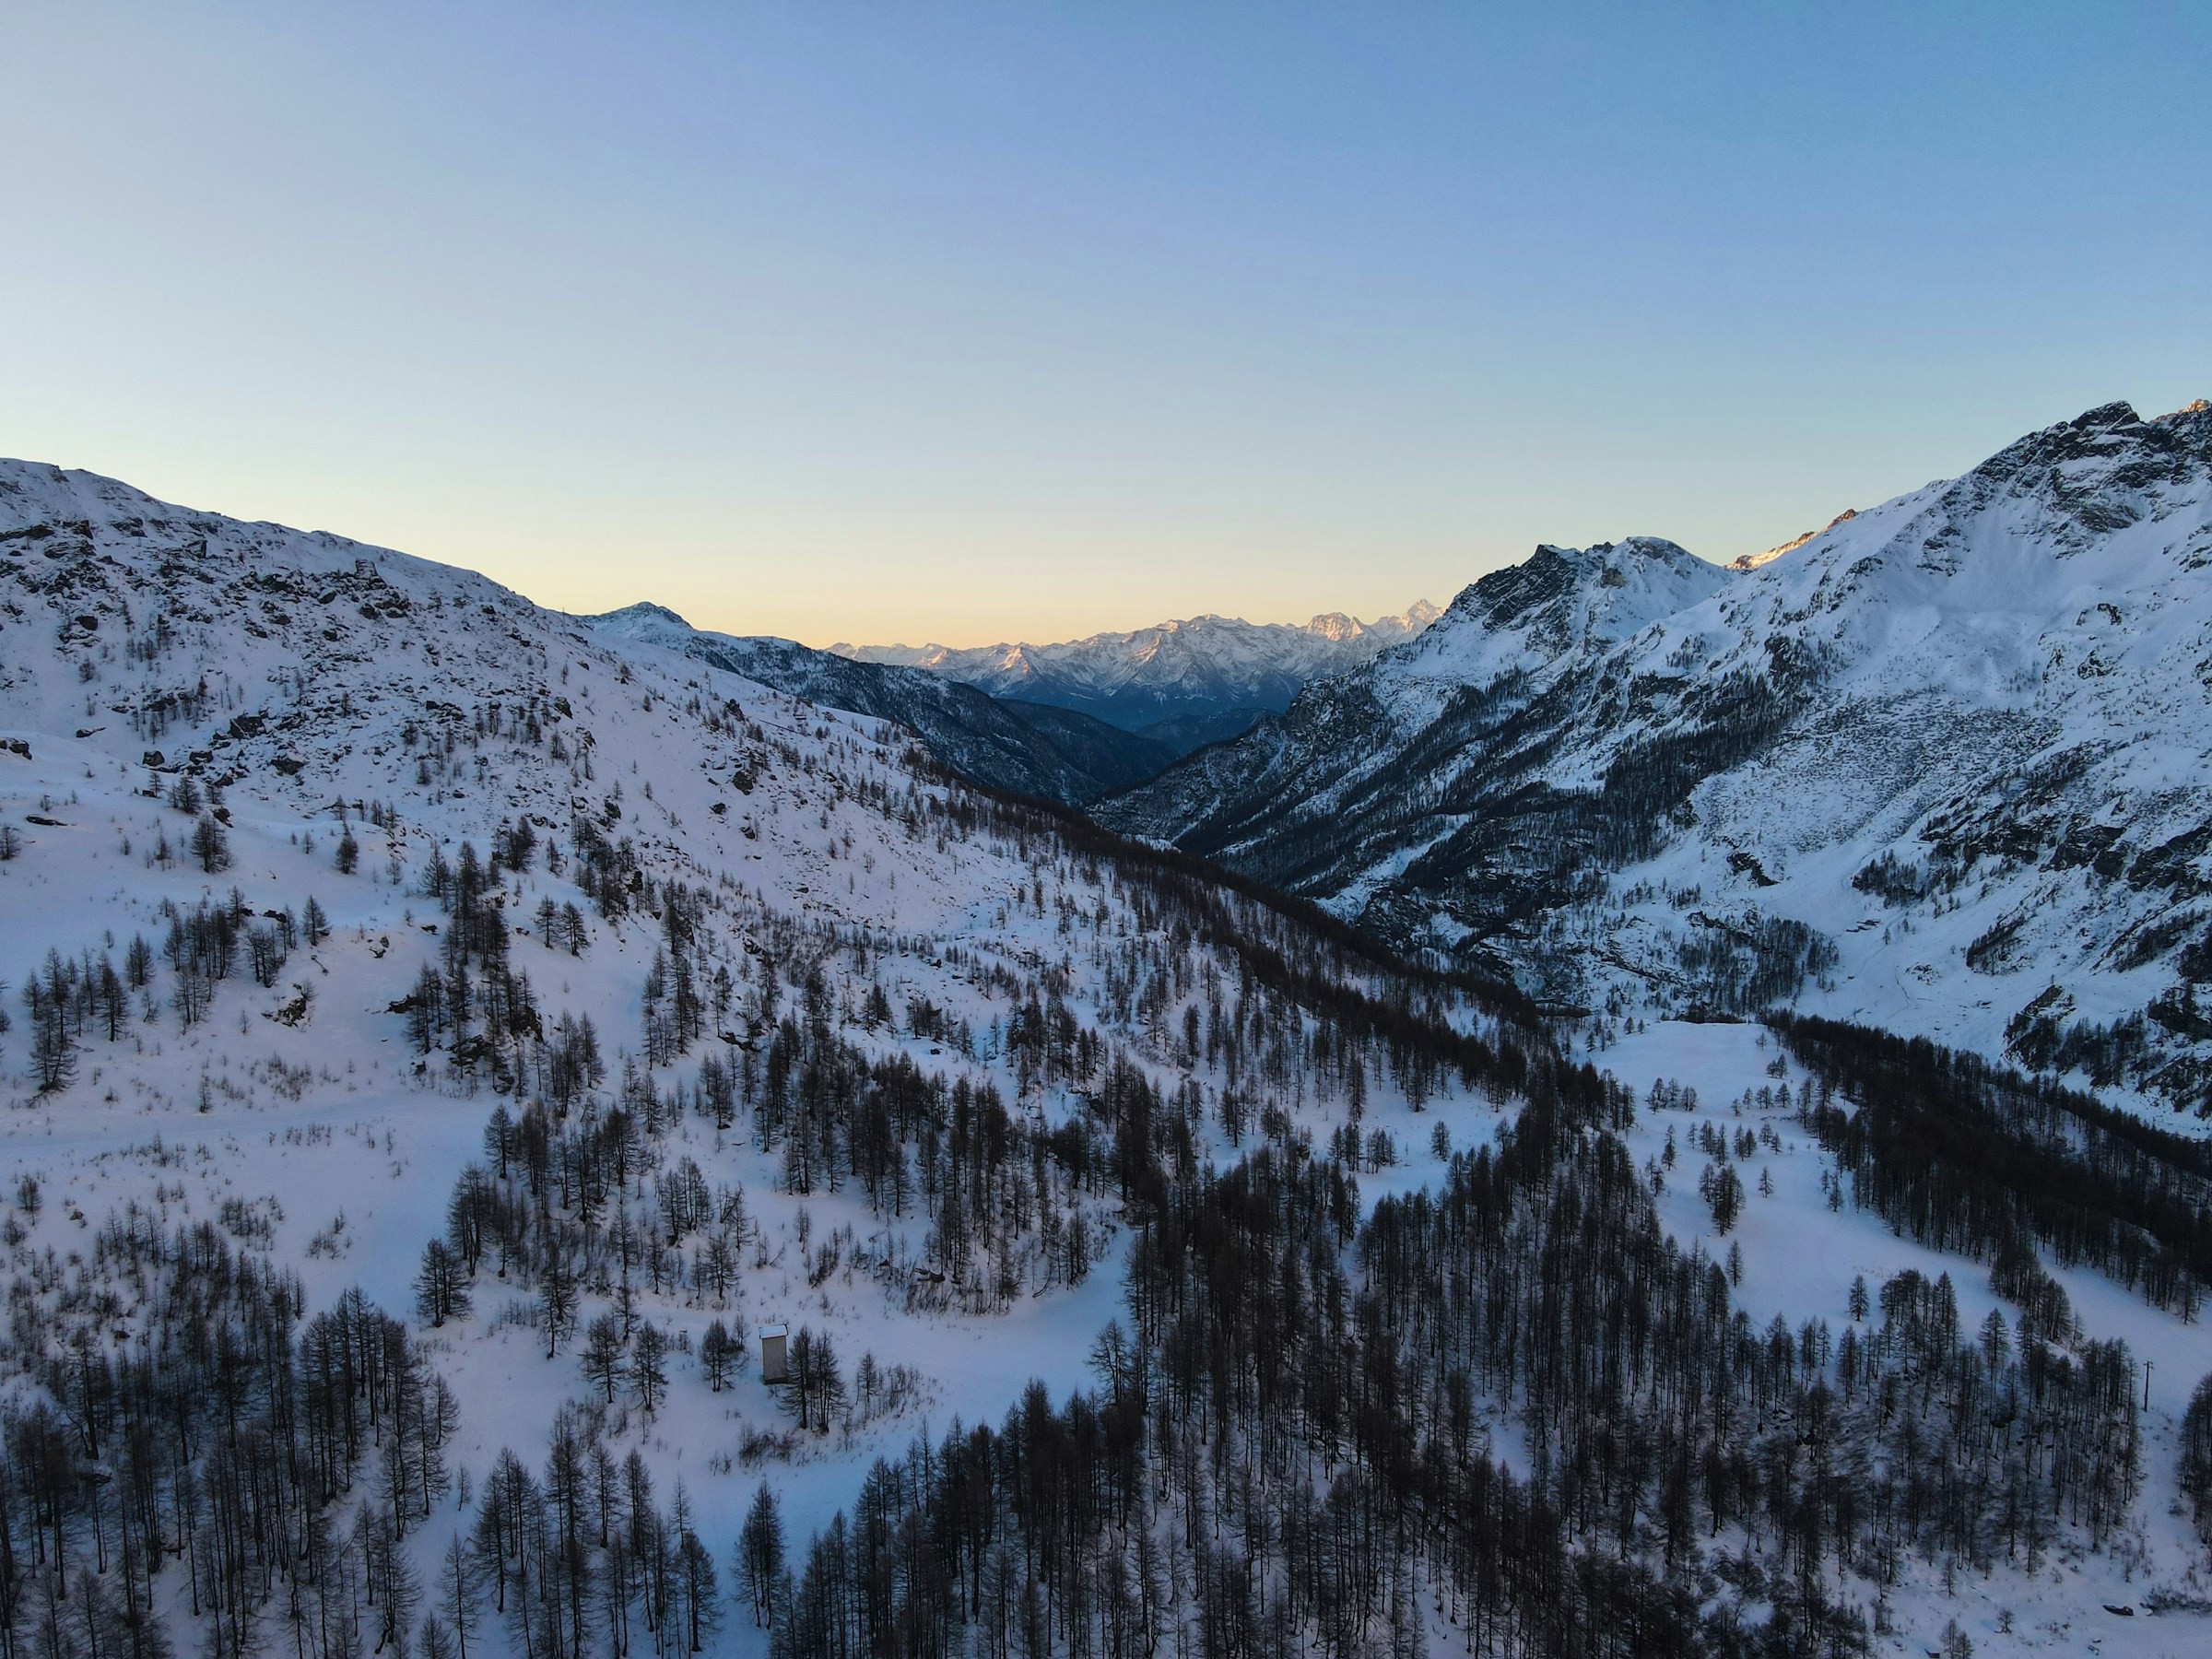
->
[835, 600, 1441, 742]
[1101, 401, 2212, 1121]
[0, 458, 1499, 1653]
[4, 455, 2211, 1658]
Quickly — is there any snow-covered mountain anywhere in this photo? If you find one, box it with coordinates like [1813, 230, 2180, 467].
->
[4, 454, 2209, 1653]
[0, 455, 1498, 1651]
[1101, 400, 2212, 1118]
[586, 602, 1172, 804]
[834, 600, 1441, 744]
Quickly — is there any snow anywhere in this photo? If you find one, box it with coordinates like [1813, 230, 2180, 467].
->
[0, 456, 1242, 1642]
[1382, 536, 1735, 725]
[6, 449, 2210, 1653]
[1596, 1018, 2212, 1655]
[1104, 400, 2212, 1124]
[832, 600, 1441, 717]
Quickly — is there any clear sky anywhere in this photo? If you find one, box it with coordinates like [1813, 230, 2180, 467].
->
[5, 4, 2207, 647]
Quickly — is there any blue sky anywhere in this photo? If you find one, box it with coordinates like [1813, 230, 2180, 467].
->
[5, 3, 2206, 644]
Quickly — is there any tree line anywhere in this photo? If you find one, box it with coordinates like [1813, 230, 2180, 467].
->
[1774, 1014, 2212, 1318]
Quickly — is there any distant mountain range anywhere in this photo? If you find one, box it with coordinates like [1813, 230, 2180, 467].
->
[832, 602, 1441, 740]
[1099, 399, 2212, 1116]
[582, 600, 1445, 806]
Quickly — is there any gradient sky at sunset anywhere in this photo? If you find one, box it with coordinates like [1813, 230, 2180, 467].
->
[6, 3, 2207, 645]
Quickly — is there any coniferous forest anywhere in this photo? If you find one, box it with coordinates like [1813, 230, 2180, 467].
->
[3, 776, 2193, 1656]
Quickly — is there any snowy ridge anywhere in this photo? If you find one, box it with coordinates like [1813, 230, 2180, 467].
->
[1730, 507, 1859, 571]
[1100, 401, 2212, 1120]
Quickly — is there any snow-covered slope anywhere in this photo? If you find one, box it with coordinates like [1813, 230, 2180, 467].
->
[834, 600, 1441, 742]
[3, 456, 2208, 1654]
[586, 602, 1172, 804]
[0, 456, 1486, 1652]
[1101, 401, 2212, 1119]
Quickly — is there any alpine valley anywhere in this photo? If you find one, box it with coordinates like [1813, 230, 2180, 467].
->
[4, 412, 2212, 1659]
